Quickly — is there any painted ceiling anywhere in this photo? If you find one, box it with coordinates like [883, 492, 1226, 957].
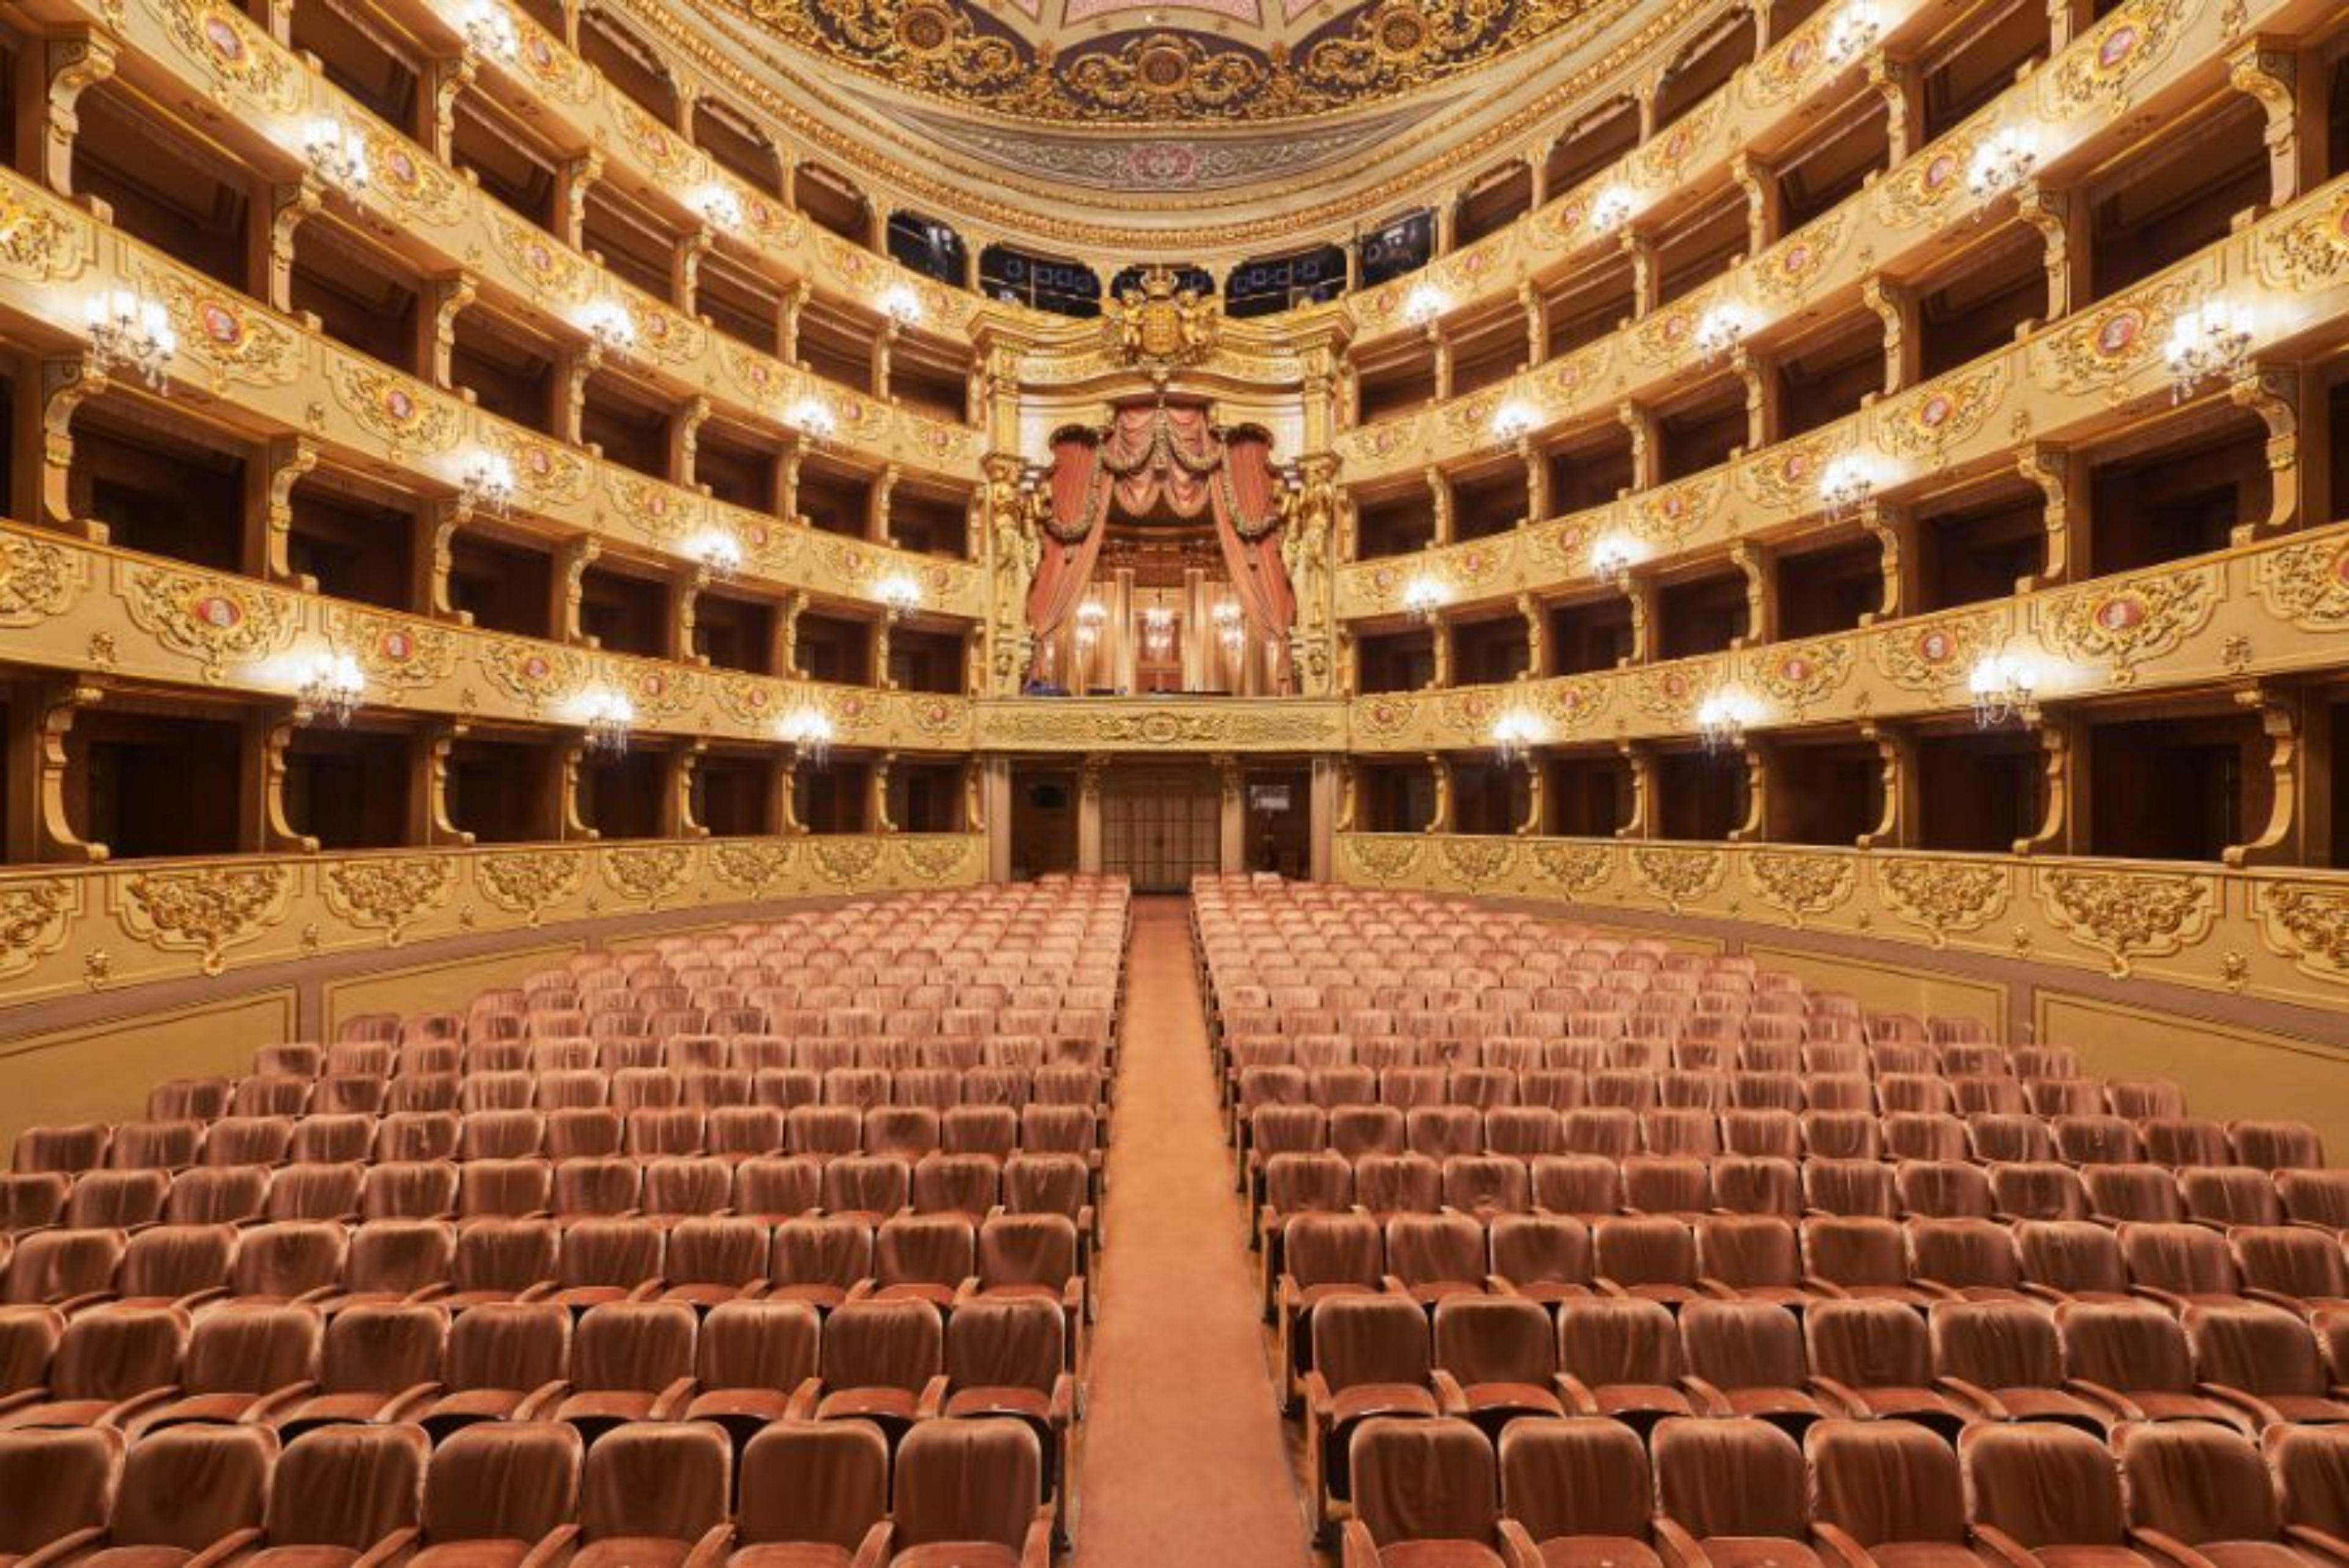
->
[716, 0, 1604, 124]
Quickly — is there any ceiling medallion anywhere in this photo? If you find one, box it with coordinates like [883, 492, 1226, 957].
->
[734, 0, 1595, 125]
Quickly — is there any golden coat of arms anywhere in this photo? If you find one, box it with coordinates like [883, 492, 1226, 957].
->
[1106, 266, 1217, 373]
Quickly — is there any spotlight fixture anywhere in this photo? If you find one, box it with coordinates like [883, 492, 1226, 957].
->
[685, 529, 744, 579]
[1819, 453, 1877, 520]
[576, 686, 636, 756]
[1401, 576, 1448, 626]
[1969, 653, 2041, 729]
[84, 291, 177, 392]
[1589, 533, 1643, 588]
[779, 707, 833, 768]
[1492, 708, 1542, 767]
[1694, 300, 1752, 363]
[874, 573, 921, 623]
[1402, 282, 1449, 325]
[1696, 688, 1761, 753]
[302, 117, 369, 194]
[1966, 125, 2041, 203]
[2162, 300, 2253, 404]
[459, 449, 516, 517]
[1590, 185, 1639, 235]
[1822, 0, 1883, 65]
[580, 299, 636, 354]
[877, 283, 923, 327]
[294, 650, 366, 727]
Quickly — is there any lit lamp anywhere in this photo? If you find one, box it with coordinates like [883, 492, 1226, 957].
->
[460, 449, 516, 517]
[780, 707, 833, 768]
[877, 283, 923, 327]
[1589, 532, 1642, 588]
[302, 117, 369, 194]
[580, 299, 636, 354]
[294, 650, 366, 727]
[1491, 399, 1540, 447]
[1694, 300, 1751, 363]
[1211, 600, 1245, 656]
[84, 291, 177, 392]
[1969, 653, 2040, 729]
[1966, 125, 2041, 202]
[1075, 597, 1107, 652]
[1590, 185, 1639, 236]
[1823, 0, 1883, 64]
[685, 529, 744, 580]
[576, 686, 636, 755]
[1492, 708, 1542, 767]
[874, 573, 921, 623]
[1401, 575, 1448, 626]
[1696, 687, 1760, 754]
[1403, 283, 1449, 326]
[694, 186, 743, 232]
[2162, 301, 2252, 404]
[1141, 605, 1176, 660]
[1819, 453, 1877, 520]
[785, 396, 837, 444]
[459, 0, 518, 58]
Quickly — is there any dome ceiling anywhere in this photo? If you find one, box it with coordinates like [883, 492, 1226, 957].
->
[717, 0, 1605, 124]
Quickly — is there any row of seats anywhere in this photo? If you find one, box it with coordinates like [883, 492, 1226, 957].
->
[0, 1415, 1056, 1568]
[1220, 1032, 2088, 1080]
[16, 1096, 1107, 1178]
[1, 1206, 1087, 1314]
[1339, 1413, 2349, 1568]
[237, 1033, 1120, 1086]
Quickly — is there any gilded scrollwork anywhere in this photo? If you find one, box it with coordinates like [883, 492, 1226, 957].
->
[475, 850, 584, 926]
[2255, 880, 2349, 984]
[1531, 841, 1615, 896]
[1874, 857, 2009, 948]
[145, 0, 303, 112]
[2038, 866, 2217, 978]
[710, 840, 800, 897]
[147, 278, 302, 392]
[116, 864, 291, 975]
[2252, 185, 2349, 292]
[810, 838, 883, 886]
[1438, 836, 1519, 891]
[1875, 363, 2006, 467]
[0, 877, 80, 979]
[606, 845, 695, 910]
[0, 185, 89, 283]
[0, 532, 84, 626]
[2253, 537, 2349, 629]
[2038, 0, 2182, 119]
[322, 856, 456, 945]
[2038, 566, 2218, 683]
[899, 836, 978, 884]
[1750, 639, 1852, 716]
[1629, 845, 1724, 913]
[118, 562, 297, 681]
[1868, 611, 1999, 700]
[1346, 835, 1427, 886]
[332, 365, 460, 459]
[1745, 852, 1855, 927]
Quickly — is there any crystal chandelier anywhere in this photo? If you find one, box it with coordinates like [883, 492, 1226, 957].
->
[1491, 400, 1539, 445]
[294, 651, 366, 727]
[1969, 653, 2040, 729]
[303, 118, 369, 194]
[685, 529, 743, 579]
[1211, 600, 1245, 656]
[1492, 709, 1542, 767]
[1401, 576, 1447, 626]
[1141, 606, 1176, 661]
[1589, 533, 1642, 588]
[877, 283, 923, 327]
[1590, 185, 1638, 235]
[577, 686, 636, 756]
[874, 573, 921, 623]
[2162, 301, 2252, 404]
[1966, 126, 2040, 203]
[785, 396, 837, 444]
[460, 449, 515, 517]
[1074, 597, 1107, 652]
[84, 291, 177, 392]
[1696, 688, 1761, 754]
[1694, 301, 1751, 363]
[581, 299, 635, 354]
[1819, 453, 1877, 519]
[780, 707, 833, 768]
[694, 186, 743, 232]
[1823, 1, 1883, 65]
[1403, 283, 1449, 325]
[459, 0, 518, 58]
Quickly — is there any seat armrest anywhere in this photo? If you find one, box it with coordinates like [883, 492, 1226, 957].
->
[1339, 1520, 1384, 1568]
[622, 1280, 666, 1302]
[1969, 1525, 2041, 1568]
[2019, 1284, 2073, 1306]
[1934, 1375, 2008, 1419]
[1680, 1374, 1731, 1415]
[351, 1525, 422, 1568]
[1695, 1277, 1739, 1300]
[514, 1379, 570, 1420]
[649, 1377, 698, 1420]
[680, 1524, 733, 1568]
[1800, 1276, 1854, 1299]
[1430, 1369, 1469, 1418]
[1554, 1373, 1600, 1417]
[2128, 1526, 2220, 1568]
[1019, 1512, 1053, 1568]
[1301, 1371, 1335, 1422]
[0, 1387, 51, 1417]
[1806, 1373, 1868, 1416]
[174, 1287, 232, 1312]
[1380, 1274, 1409, 1296]
[1653, 1515, 1713, 1568]
[2244, 1287, 2309, 1315]
[517, 1523, 580, 1568]
[1496, 1518, 1547, 1568]
[848, 1521, 894, 1568]
[1812, 1520, 1877, 1568]
[292, 1285, 342, 1308]
[916, 1374, 950, 1421]
[242, 1380, 321, 1424]
[2061, 1377, 2142, 1420]
[1049, 1374, 1076, 1427]
[374, 1381, 445, 1424]
[184, 1526, 267, 1568]
[785, 1375, 822, 1422]
[102, 1385, 184, 1427]
[2195, 1382, 2282, 1427]
[2130, 1285, 2193, 1314]
[17, 1525, 106, 1568]
[2282, 1526, 2349, 1567]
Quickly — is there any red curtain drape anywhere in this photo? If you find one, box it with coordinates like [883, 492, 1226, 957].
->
[1211, 426, 1295, 692]
[1023, 430, 1107, 675]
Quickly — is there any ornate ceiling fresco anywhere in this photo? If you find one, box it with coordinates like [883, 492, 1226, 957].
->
[716, 0, 1608, 124]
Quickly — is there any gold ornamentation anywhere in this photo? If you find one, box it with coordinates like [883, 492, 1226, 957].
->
[476, 641, 585, 715]
[119, 563, 296, 680]
[1875, 858, 2008, 948]
[0, 877, 78, 979]
[711, 839, 800, 897]
[1106, 266, 1216, 370]
[2039, 566, 2217, 683]
[897, 836, 976, 883]
[1631, 474, 1726, 546]
[1538, 678, 1609, 732]
[323, 856, 456, 944]
[150, 278, 302, 391]
[1872, 131, 1976, 231]
[333, 365, 459, 458]
[1630, 845, 1724, 913]
[2254, 537, 2349, 628]
[2039, 0, 2180, 117]
[488, 214, 590, 303]
[1630, 667, 1704, 726]
[1438, 836, 1518, 891]
[117, 864, 290, 975]
[980, 701, 1343, 749]
[2038, 866, 2216, 978]
[2252, 185, 2349, 292]
[1735, 430, 1849, 514]
[1750, 210, 1847, 305]
[475, 850, 582, 926]
[2255, 880, 2349, 984]
[1750, 639, 1852, 715]
[0, 532, 83, 625]
[1876, 363, 2006, 466]
[358, 129, 466, 225]
[2030, 275, 2196, 396]
[1869, 611, 1998, 699]
[606, 845, 694, 909]
[327, 609, 458, 693]
[0, 187, 89, 281]
[810, 838, 882, 886]
[1745, 852, 1854, 926]
[146, 0, 302, 111]
[1531, 841, 1614, 895]
[488, 429, 592, 503]
[1346, 835, 1426, 885]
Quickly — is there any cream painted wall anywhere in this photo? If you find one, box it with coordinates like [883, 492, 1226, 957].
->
[0, 989, 298, 1150]
[2036, 992, 2349, 1164]
[1745, 944, 2008, 1030]
[322, 942, 583, 1039]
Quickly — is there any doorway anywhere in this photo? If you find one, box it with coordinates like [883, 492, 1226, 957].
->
[1103, 765, 1220, 892]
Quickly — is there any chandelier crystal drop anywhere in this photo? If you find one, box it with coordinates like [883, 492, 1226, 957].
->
[1491, 400, 1539, 444]
[877, 283, 924, 326]
[1694, 301, 1751, 363]
[685, 529, 744, 579]
[780, 707, 834, 768]
[1823, 1, 1883, 65]
[1819, 453, 1877, 519]
[460, 449, 516, 517]
[1966, 125, 2041, 203]
[1141, 606, 1176, 660]
[295, 651, 366, 727]
[459, 0, 518, 58]
[1969, 653, 2040, 729]
[577, 687, 636, 756]
[786, 396, 837, 443]
[694, 185, 743, 232]
[2162, 301, 2253, 404]
[1589, 533, 1642, 587]
[1402, 282, 1449, 325]
[1401, 576, 1447, 626]
[302, 117, 370, 193]
[84, 291, 177, 392]
[1696, 688, 1760, 753]
[875, 573, 921, 623]
[581, 299, 636, 354]
[1492, 709, 1542, 767]
[1590, 185, 1638, 235]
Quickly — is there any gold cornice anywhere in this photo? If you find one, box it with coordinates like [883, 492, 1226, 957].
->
[975, 697, 1350, 752]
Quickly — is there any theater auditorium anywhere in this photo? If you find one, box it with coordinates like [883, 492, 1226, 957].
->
[0, 0, 2345, 1559]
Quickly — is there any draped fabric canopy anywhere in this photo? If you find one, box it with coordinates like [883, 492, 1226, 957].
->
[1023, 401, 1295, 691]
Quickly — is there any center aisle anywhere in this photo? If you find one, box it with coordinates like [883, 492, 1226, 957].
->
[1072, 895, 1313, 1567]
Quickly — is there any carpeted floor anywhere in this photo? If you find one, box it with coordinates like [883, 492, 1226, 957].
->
[1071, 896, 1314, 1567]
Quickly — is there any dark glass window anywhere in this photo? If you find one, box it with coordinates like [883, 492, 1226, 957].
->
[1358, 212, 1434, 288]
[1108, 264, 1216, 299]
[887, 212, 967, 286]
[979, 245, 1102, 318]
[1226, 245, 1346, 317]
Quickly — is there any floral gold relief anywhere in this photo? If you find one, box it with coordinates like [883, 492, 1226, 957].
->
[1744, 852, 1855, 927]
[605, 845, 696, 910]
[475, 852, 584, 926]
[2039, 567, 2218, 683]
[2255, 881, 2349, 984]
[116, 864, 291, 975]
[810, 838, 883, 887]
[0, 534, 84, 626]
[1629, 846, 1724, 913]
[1532, 842, 1615, 896]
[0, 879, 80, 979]
[118, 563, 297, 682]
[1438, 837, 1519, 891]
[323, 856, 457, 945]
[711, 840, 801, 898]
[2254, 537, 2349, 629]
[1874, 858, 2009, 948]
[2037, 866, 2217, 978]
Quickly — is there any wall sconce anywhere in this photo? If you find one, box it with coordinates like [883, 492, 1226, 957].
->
[780, 707, 833, 768]
[302, 118, 369, 194]
[1589, 532, 1643, 588]
[1819, 453, 1878, 519]
[294, 650, 366, 727]
[84, 290, 177, 392]
[1403, 282, 1450, 325]
[1492, 708, 1542, 767]
[1590, 185, 1639, 235]
[579, 299, 636, 354]
[1211, 600, 1245, 656]
[685, 529, 743, 579]
[1823, 0, 1883, 64]
[1966, 125, 2041, 202]
[460, 449, 515, 517]
[1696, 687, 1761, 753]
[785, 396, 837, 444]
[874, 573, 921, 623]
[1491, 399, 1540, 445]
[1141, 605, 1176, 660]
[877, 283, 923, 327]
[693, 186, 743, 232]
[1401, 575, 1449, 625]
[1969, 653, 2041, 729]
[1075, 596, 1107, 652]
[2162, 300, 2253, 404]
[574, 686, 636, 755]
[1694, 300, 1752, 363]
[459, 0, 518, 58]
